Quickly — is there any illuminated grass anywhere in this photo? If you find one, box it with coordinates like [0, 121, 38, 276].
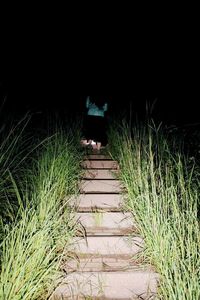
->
[0, 120, 83, 299]
[108, 120, 200, 300]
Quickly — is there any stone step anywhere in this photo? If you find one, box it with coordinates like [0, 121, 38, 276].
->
[84, 148, 109, 155]
[77, 227, 134, 236]
[81, 160, 119, 169]
[83, 169, 118, 179]
[75, 212, 137, 235]
[49, 271, 158, 299]
[84, 154, 112, 160]
[68, 194, 124, 212]
[71, 236, 144, 256]
[80, 180, 122, 193]
[63, 256, 150, 273]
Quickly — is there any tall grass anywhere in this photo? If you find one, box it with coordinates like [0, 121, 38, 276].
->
[0, 114, 32, 224]
[0, 119, 83, 299]
[108, 120, 200, 300]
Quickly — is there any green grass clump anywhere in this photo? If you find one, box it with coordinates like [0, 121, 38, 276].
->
[0, 114, 32, 226]
[0, 119, 82, 299]
[108, 120, 200, 300]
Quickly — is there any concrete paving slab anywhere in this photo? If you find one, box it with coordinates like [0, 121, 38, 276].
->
[64, 257, 150, 272]
[68, 194, 124, 212]
[50, 271, 159, 299]
[83, 169, 118, 179]
[72, 236, 144, 256]
[81, 160, 119, 169]
[75, 212, 135, 232]
[80, 180, 122, 193]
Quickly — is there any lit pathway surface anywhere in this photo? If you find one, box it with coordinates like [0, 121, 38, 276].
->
[50, 150, 159, 299]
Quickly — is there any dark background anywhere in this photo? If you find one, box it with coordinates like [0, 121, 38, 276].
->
[0, 78, 199, 127]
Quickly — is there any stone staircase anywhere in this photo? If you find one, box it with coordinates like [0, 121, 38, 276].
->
[50, 152, 158, 299]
